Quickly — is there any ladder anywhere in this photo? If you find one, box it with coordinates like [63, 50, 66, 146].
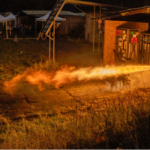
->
[38, 0, 66, 39]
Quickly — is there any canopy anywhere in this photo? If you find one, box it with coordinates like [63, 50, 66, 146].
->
[36, 12, 66, 22]
[0, 14, 8, 38]
[0, 14, 6, 22]
[5, 13, 16, 21]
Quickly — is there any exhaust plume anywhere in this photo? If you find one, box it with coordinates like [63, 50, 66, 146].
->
[4, 65, 150, 94]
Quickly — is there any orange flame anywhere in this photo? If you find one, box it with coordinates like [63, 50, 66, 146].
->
[4, 65, 150, 93]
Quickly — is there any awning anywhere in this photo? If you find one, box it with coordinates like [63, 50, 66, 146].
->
[36, 12, 66, 22]
[0, 14, 7, 22]
[5, 13, 16, 21]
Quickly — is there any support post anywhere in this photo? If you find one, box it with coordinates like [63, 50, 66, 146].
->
[93, 6, 95, 53]
[6, 21, 8, 39]
[49, 31, 51, 62]
[53, 21, 56, 63]
[35, 20, 37, 35]
[10, 21, 11, 36]
[98, 5, 101, 55]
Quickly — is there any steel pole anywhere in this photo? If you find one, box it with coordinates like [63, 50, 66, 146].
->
[49, 31, 51, 62]
[53, 21, 55, 63]
[93, 6, 95, 53]
[98, 5, 101, 55]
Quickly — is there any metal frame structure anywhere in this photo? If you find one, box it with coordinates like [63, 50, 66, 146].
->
[37, 0, 122, 63]
[115, 28, 140, 62]
[101, 6, 150, 20]
[141, 33, 150, 64]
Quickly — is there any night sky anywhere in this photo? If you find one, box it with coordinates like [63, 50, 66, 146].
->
[0, 0, 150, 12]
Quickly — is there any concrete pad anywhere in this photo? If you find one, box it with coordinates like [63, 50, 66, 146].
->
[130, 70, 150, 89]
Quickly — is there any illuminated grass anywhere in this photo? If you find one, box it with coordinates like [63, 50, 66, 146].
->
[33, 60, 60, 70]
[0, 89, 150, 149]
[0, 39, 150, 148]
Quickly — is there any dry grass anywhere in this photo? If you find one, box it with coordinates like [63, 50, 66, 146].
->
[0, 88, 150, 149]
[0, 39, 150, 148]
[0, 38, 100, 79]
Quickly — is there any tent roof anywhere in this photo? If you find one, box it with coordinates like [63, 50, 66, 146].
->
[5, 13, 16, 21]
[36, 12, 66, 22]
[1, 12, 12, 17]
[0, 14, 6, 22]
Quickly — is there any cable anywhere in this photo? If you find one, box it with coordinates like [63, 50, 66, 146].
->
[72, 3, 96, 18]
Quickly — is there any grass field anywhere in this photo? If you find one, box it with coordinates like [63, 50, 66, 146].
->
[0, 88, 150, 149]
[0, 38, 150, 149]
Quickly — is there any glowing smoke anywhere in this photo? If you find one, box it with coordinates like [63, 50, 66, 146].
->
[4, 65, 150, 94]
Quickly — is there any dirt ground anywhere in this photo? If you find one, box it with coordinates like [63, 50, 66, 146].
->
[0, 38, 107, 120]
[0, 37, 149, 121]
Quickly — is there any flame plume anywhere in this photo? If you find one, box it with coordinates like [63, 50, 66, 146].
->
[4, 65, 150, 93]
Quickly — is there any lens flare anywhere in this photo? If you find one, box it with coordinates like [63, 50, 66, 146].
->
[4, 65, 150, 93]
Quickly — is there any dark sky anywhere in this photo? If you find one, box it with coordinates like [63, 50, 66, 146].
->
[0, 0, 150, 12]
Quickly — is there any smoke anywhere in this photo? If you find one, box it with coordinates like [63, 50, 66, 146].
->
[105, 80, 124, 92]
[3, 65, 150, 94]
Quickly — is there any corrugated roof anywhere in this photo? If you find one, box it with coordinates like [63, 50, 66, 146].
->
[23, 10, 50, 15]
[60, 11, 78, 16]
[22, 10, 80, 16]
[75, 13, 86, 17]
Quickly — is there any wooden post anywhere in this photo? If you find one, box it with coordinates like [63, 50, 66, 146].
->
[93, 6, 95, 53]
[49, 31, 51, 62]
[53, 21, 56, 63]
[10, 21, 11, 36]
[6, 21, 8, 39]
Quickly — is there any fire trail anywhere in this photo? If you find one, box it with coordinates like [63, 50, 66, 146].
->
[4, 65, 150, 93]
